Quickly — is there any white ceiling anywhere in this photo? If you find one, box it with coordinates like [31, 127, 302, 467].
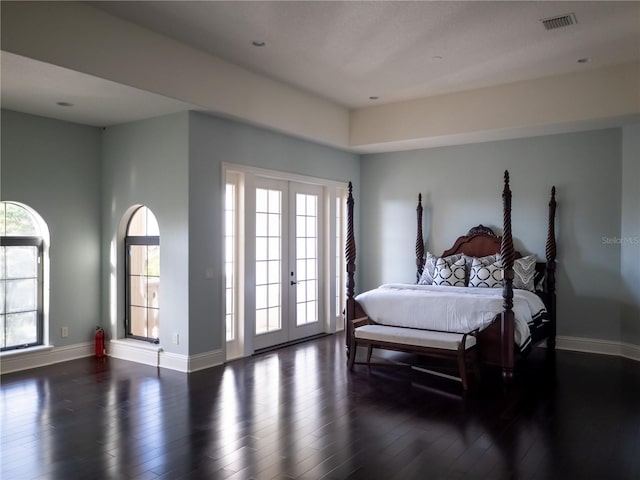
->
[0, 51, 200, 128]
[2, 1, 639, 129]
[92, 0, 640, 107]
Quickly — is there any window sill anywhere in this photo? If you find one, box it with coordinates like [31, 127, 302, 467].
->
[110, 338, 163, 352]
[0, 345, 54, 358]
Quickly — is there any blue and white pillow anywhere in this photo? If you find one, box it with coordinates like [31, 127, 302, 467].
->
[418, 252, 463, 285]
[463, 254, 499, 283]
[432, 257, 466, 287]
[468, 257, 503, 288]
[513, 255, 537, 291]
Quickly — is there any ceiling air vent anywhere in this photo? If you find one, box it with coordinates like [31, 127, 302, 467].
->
[541, 13, 577, 30]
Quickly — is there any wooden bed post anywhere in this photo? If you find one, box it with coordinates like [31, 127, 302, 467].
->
[546, 186, 557, 349]
[501, 171, 516, 383]
[345, 182, 356, 359]
[416, 193, 425, 282]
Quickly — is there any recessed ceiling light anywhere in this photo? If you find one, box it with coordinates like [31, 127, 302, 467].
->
[251, 40, 266, 47]
[56, 101, 73, 107]
[369, 96, 379, 100]
[577, 57, 592, 64]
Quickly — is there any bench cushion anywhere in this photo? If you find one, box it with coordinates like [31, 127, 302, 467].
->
[354, 325, 476, 350]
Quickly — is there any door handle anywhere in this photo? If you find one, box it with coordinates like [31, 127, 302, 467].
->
[290, 280, 297, 285]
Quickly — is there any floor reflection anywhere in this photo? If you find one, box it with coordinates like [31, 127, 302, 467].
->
[1, 335, 639, 479]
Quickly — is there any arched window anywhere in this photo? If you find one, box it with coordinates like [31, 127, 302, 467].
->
[1, 202, 45, 351]
[125, 206, 160, 343]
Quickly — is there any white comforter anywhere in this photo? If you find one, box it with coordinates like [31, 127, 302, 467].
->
[355, 284, 547, 349]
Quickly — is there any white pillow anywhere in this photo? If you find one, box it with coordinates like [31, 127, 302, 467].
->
[418, 251, 463, 285]
[513, 255, 537, 291]
[468, 258, 503, 288]
[432, 257, 466, 287]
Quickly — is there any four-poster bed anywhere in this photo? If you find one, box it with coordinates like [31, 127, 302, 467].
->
[344, 171, 557, 384]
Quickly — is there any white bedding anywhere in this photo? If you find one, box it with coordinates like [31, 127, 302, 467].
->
[355, 284, 547, 349]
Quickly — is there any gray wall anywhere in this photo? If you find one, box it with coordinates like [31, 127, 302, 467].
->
[621, 124, 640, 346]
[101, 113, 190, 355]
[187, 112, 360, 354]
[360, 129, 625, 343]
[1, 110, 101, 346]
[2, 109, 358, 359]
[3, 107, 634, 359]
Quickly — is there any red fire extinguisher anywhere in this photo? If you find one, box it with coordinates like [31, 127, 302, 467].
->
[95, 326, 106, 358]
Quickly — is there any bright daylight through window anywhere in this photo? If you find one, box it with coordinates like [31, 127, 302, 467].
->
[0, 202, 45, 351]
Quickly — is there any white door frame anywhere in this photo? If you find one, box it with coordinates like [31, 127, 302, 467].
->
[223, 163, 347, 359]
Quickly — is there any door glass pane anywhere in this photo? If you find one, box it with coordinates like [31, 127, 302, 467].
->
[267, 260, 280, 284]
[256, 213, 268, 237]
[256, 285, 268, 310]
[268, 238, 280, 260]
[267, 307, 280, 330]
[256, 188, 282, 335]
[268, 213, 280, 237]
[256, 261, 268, 285]
[256, 309, 267, 335]
[295, 193, 318, 326]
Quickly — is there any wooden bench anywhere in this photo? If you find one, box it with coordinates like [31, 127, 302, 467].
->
[348, 319, 479, 390]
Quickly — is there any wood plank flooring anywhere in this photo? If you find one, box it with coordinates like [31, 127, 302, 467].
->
[1, 333, 639, 479]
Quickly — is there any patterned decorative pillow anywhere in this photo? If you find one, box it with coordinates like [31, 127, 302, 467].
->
[418, 252, 463, 285]
[432, 257, 467, 287]
[468, 257, 503, 288]
[463, 254, 499, 282]
[513, 255, 537, 291]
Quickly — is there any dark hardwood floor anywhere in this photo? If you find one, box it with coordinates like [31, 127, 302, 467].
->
[1, 333, 639, 480]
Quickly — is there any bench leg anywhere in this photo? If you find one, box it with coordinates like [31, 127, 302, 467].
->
[348, 340, 357, 370]
[457, 352, 468, 391]
[471, 350, 480, 381]
[366, 345, 374, 364]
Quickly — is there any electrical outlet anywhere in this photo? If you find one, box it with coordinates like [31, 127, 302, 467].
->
[172, 333, 179, 345]
[61, 326, 69, 338]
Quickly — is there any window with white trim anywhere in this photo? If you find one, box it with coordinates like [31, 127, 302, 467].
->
[1, 202, 46, 351]
[125, 206, 160, 343]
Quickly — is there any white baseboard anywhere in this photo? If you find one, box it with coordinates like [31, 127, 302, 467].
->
[109, 339, 223, 372]
[109, 339, 162, 367]
[187, 349, 225, 372]
[620, 342, 640, 362]
[3, 336, 637, 375]
[0, 342, 93, 374]
[555, 335, 640, 362]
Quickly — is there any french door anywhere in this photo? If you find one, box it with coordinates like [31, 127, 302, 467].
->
[252, 178, 323, 351]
